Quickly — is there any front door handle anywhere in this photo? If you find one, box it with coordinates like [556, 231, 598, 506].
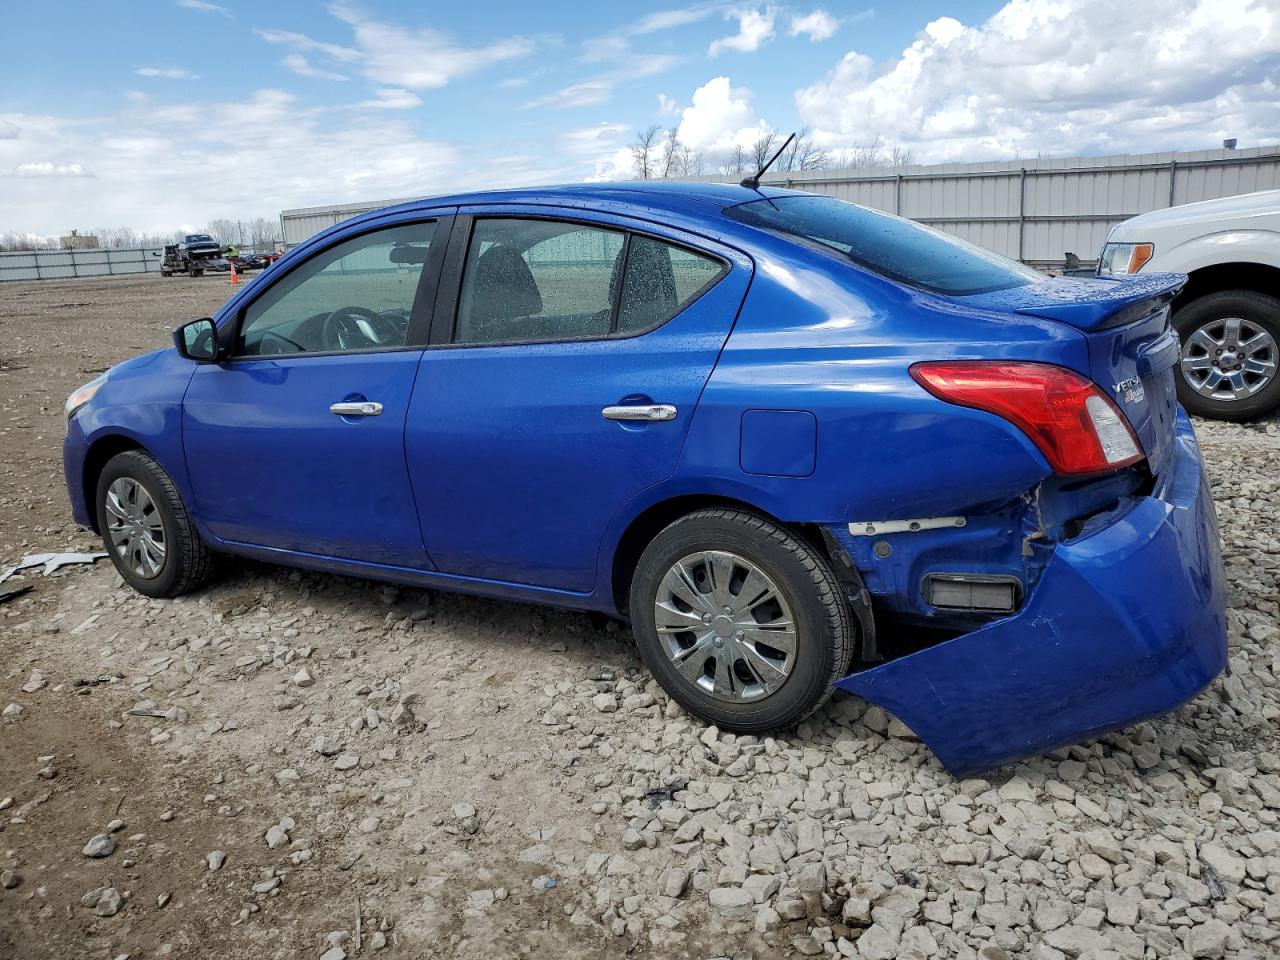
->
[330, 401, 383, 417]
[601, 404, 677, 422]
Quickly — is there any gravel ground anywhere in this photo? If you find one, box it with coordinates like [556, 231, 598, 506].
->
[0, 275, 1278, 960]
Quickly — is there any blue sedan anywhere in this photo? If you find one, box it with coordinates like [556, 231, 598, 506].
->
[61, 183, 1227, 775]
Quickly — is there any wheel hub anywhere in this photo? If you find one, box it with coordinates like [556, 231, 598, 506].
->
[104, 477, 167, 580]
[652, 550, 797, 704]
[1180, 316, 1277, 401]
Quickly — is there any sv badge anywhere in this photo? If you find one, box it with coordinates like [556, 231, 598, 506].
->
[1113, 376, 1145, 404]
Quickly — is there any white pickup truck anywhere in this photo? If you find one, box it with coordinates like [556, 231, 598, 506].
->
[1098, 189, 1280, 420]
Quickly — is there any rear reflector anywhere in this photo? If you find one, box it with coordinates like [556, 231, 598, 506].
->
[910, 361, 1144, 476]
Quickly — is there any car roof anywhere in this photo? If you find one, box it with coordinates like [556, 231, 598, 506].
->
[368, 180, 805, 221]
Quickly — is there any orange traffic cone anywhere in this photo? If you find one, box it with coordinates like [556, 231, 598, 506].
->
[229, 261, 238, 284]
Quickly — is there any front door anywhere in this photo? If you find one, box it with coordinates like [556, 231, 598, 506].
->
[405, 208, 751, 592]
[182, 216, 448, 567]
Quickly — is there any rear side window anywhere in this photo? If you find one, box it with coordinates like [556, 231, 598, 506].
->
[616, 236, 724, 335]
[454, 218, 726, 345]
[727, 195, 1041, 296]
[456, 220, 623, 344]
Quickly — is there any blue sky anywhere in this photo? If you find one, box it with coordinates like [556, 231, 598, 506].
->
[3, 0, 1277, 235]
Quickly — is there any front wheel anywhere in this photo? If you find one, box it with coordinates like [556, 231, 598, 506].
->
[629, 508, 853, 732]
[96, 450, 215, 598]
[1173, 290, 1280, 420]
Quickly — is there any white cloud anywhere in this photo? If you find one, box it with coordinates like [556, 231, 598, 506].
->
[789, 9, 839, 42]
[0, 87, 605, 234]
[135, 67, 197, 80]
[11, 161, 91, 178]
[709, 7, 777, 56]
[256, 28, 362, 62]
[524, 54, 679, 110]
[675, 76, 769, 155]
[355, 87, 422, 110]
[657, 93, 679, 117]
[176, 0, 230, 15]
[526, 80, 615, 110]
[282, 53, 350, 81]
[561, 122, 631, 157]
[797, 0, 1280, 163]
[329, 2, 533, 90]
[582, 3, 725, 61]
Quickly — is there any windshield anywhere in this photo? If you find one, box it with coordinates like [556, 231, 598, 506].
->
[186, 234, 213, 243]
[727, 195, 1042, 296]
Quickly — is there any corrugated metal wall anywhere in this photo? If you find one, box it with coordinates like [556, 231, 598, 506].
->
[0, 246, 166, 282]
[753, 146, 1280, 268]
[279, 146, 1280, 269]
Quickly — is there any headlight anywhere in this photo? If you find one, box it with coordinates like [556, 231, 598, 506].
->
[1097, 242, 1154, 276]
[65, 373, 107, 422]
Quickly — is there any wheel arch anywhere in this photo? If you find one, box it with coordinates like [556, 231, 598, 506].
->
[607, 493, 836, 618]
[81, 434, 148, 534]
[1172, 262, 1280, 312]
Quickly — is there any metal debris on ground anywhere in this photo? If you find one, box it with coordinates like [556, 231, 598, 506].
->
[0, 584, 33, 605]
[0, 551, 108, 583]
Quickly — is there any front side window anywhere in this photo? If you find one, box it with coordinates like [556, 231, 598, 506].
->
[727, 195, 1042, 296]
[454, 218, 726, 345]
[238, 221, 436, 356]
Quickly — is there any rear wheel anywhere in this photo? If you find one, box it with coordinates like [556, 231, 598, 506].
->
[629, 508, 853, 732]
[1173, 290, 1280, 420]
[96, 450, 215, 598]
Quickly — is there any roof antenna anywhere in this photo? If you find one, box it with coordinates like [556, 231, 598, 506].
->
[740, 132, 796, 189]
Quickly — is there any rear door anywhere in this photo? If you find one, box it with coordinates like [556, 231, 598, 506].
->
[404, 206, 752, 592]
[182, 214, 451, 566]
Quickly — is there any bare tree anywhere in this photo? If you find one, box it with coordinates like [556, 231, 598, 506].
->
[750, 133, 778, 172]
[659, 127, 682, 179]
[830, 136, 916, 170]
[778, 127, 830, 172]
[205, 218, 243, 247]
[630, 124, 662, 180]
[247, 217, 280, 249]
[681, 146, 704, 177]
[721, 145, 749, 176]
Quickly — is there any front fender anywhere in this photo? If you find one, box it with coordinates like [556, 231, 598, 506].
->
[69, 348, 198, 526]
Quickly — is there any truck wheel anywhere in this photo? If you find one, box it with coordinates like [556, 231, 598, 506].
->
[629, 508, 853, 732]
[1173, 290, 1280, 420]
[95, 450, 215, 598]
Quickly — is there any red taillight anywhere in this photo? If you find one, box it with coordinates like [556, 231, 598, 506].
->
[909, 361, 1144, 475]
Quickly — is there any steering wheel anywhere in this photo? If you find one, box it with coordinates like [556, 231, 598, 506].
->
[321, 306, 400, 351]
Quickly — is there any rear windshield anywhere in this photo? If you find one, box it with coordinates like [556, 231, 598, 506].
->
[727, 195, 1042, 296]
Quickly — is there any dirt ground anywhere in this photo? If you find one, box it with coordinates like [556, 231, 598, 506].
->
[1, 275, 1277, 960]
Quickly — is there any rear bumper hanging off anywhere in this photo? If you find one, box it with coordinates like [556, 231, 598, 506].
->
[834, 409, 1227, 777]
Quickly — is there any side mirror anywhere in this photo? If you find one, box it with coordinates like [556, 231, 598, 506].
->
[173, 317, 220, 362]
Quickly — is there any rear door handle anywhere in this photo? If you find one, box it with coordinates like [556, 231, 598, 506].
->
[330, 401, 383, 417]
[602, 404, 677, 422]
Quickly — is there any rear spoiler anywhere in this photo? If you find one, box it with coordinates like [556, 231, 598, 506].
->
[960, 273, 1187, 332]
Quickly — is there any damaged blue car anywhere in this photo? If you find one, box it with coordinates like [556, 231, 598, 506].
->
[61, 183, 1227, 776]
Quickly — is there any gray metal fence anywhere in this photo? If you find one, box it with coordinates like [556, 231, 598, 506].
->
[279, 145, 1280, 270]
[717, 146, 1280, 270]
[0, 246, 165, 282]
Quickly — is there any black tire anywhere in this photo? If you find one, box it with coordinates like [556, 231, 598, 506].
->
[629, 508, 853, 732]
[1172, 289, 1280, 421]
[95, 450, 215, 598]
